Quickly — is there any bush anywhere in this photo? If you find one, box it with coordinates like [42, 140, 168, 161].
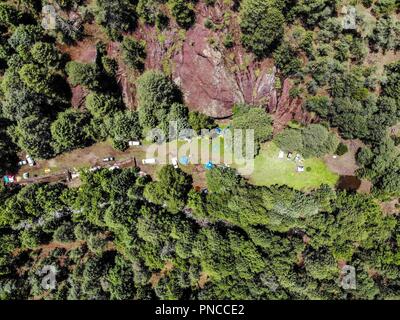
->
[101, 56, 118, 76]
[362, 0, 373, 8]
[121, 37, 146, 71]
[94, 0, 136, 40]
[369, 16, 400, 52]
[87, 234, 107, 255]
[156, 13, 170, 30]
[137, 0, 160, 24]
[336, 143, 349, 156]
[373, 0, 398, 15]
[51, 110, 92, 153]
[66, 61, 100, 90]
[273, 42, 302, 77]
[137, 70, 181, 129]
[168, 0, 196, 29]
[85, 93, 122, 118]
[223, 34, 235, 48]
[291, 0, 337, 28]
[31, 42, 61, 68]
[240, 0, 285, 57]
[53, 223, 76, 243]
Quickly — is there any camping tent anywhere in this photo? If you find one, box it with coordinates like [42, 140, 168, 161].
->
[204, 161, 214, 170]
[179, 156, 190, 165]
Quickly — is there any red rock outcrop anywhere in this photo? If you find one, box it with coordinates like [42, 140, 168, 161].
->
[115, 1, 314, 127]
[107, 41, 136, 110]
[170, 3, 277, 118]
[269, 79, 316, 132]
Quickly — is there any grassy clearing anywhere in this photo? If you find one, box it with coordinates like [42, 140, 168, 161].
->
[241, 142, 339, 191]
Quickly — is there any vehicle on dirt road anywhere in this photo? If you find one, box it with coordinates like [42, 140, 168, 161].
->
[18, 160, 28, 166]
[26, 155, 35, 167]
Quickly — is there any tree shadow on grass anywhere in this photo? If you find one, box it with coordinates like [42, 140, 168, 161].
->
[336, 175, 361, 192]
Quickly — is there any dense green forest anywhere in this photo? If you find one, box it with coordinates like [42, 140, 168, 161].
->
[1, 166, 400, 299]
[0, 0, 399, 300]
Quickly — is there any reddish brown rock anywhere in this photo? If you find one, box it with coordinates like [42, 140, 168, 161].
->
[60, 38, 97, 63]
[70, 85, 86, 109]
[112, 2, 315, 128]
[270, 79, 316, 132]
[107, 41, 136, 110]
[170, 6, 277, 118]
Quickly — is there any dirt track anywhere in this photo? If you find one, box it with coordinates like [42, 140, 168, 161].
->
[18, 156, 137, 186]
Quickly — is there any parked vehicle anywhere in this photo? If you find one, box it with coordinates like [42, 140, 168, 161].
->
[171, 157, 178, 169]
[103, 157, 115, 162]
[22, 172, 30, 179]
[142, 158, 156, 165]
[26, 155, 35, 167]
[128, 141, 141, 147]
[18, 160, 28, 166]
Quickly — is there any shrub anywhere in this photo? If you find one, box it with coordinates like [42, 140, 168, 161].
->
[51, 110, 92, 153]
[204, 18, 214, 30]
[85, 93, 121, 118]
[121, 37, 146, 71]
[223, 34, 235, 48]
[136, 70, 181, 129]
[137, 0, 159, 24]
[94, 0, 136, 40]
[336, 143, 349, 156]
[168, 0, 195, 29]
[273, 42, 302, 77]
[53, 223, 76, 243]
[66, 61, 100, 90]
[240, 0, 284, 57]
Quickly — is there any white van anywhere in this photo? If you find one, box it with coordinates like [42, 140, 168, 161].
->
[142, 158, 156, 165]
[26, 155, 35, 167]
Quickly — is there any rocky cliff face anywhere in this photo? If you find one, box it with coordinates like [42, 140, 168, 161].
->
[171, 21, 277, 118]
[62, 2, 316, 129]
[136, 1, 314, 127]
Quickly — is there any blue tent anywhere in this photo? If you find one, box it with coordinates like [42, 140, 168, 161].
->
[179, 156, 190, 165]
[204, 161, 214, 170]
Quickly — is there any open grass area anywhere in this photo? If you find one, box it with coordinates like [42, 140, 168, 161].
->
[240, 142, 339, 191]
